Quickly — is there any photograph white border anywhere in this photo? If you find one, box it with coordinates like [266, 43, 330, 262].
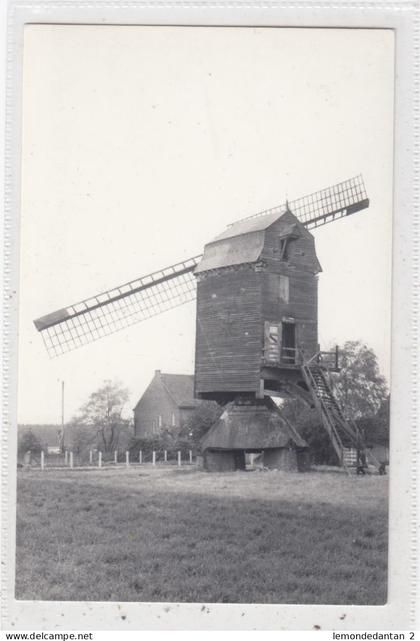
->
[1, 0, 418, 631]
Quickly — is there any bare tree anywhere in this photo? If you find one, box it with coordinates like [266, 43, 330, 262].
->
[70, 380, 131, 454]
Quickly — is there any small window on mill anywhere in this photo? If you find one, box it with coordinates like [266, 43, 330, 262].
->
[278, 237, 289, 261]
[279, 275, 289, 303]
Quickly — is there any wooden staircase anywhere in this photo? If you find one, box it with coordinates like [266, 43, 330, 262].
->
[300, 360, 367, 471]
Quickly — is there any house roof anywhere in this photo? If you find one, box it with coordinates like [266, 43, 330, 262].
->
[160, 373, 199, 409]
[195, 209, 305, 274]
[133, 372, 200, 411]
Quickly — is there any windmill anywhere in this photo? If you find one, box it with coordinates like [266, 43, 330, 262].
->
[34, 175, 371, 472]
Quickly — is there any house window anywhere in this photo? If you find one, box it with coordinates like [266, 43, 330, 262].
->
[171, 412, 176, 427]
[279, 275, 289, 303]
[158, 415, 162, 427]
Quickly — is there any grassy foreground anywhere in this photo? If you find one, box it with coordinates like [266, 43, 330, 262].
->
[15, 466, 388, 604]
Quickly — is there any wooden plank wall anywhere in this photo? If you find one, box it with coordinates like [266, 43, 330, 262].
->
[194, 213, 321, 397]
[262, 270, 318, 357]
[261, 214, 321, 272]
[262, 217, 320, 358]
[195, 267, 262, 395]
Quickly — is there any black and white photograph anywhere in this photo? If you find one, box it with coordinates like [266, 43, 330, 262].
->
[14, 23, 394, 607]
[1, 7, 417, 630]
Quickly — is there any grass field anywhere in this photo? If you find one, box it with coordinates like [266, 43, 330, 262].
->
[15, 466, 388, 604]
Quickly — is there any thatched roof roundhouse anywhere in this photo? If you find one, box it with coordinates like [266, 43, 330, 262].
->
[201, 399, 306, 451]
[201, 397, 308, 472]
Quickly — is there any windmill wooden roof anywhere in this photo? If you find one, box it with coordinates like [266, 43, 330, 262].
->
[213, 209, 285, 242]
[195, 209, 308, 274]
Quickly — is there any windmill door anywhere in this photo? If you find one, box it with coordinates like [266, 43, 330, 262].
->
[281, 321, 296, 364]
[264, 320, 297, 365]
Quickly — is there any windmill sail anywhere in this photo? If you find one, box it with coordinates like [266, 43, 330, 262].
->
[228, 174, 369, 230]
[34, 175, 369, 357]
[34, 256, 201, 357]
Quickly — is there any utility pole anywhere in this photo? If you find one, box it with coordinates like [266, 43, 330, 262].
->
[58, 380, 65, 454]
[61, 379, 65, 445]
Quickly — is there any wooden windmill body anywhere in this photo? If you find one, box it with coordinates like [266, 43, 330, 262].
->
[34, 175, 372, 473]
[195, 208, 321, 399]
[193, 209, 321, 471]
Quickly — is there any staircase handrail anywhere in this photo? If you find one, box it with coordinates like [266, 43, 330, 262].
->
[300, 361, 346, 466]
[302, 350, 321, 366]
[300, 347, 340, 370]
[300, 355, 376, 473]
[318, 370, 366, 449]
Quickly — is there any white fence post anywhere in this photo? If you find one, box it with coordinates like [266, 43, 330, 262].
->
[139, 450, 142, 464]
[114, 450, 118, 464]
[70, 451, 74, 468]
[64, 450, 68, 465]
[152, 451, 156, 466]
[164, 450, 167, 463]
[89, 450, 93, 465]
[126, 451, 129, 466]
[41, 450, 45, 470]
[98, 452, 102, 468]
[177, 451, 181, 467]
[189, 450, 193, 464]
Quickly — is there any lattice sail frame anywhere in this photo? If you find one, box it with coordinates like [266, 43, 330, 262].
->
[228, 174, 369, 229]
[34, 175, 369, 357]
[35, 257, 200, 357]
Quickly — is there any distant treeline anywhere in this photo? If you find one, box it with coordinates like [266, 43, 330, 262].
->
[18, 424, 61, 446]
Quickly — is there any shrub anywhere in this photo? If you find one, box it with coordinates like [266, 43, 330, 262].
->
[179, 401, 222, 452]
[18, 429, 43, 458]
[128, 434, 193, 462]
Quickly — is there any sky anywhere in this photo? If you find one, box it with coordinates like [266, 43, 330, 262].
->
[18, 25, 395, 424]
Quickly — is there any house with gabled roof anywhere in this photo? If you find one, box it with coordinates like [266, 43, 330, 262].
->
[133, 370, 201, 438]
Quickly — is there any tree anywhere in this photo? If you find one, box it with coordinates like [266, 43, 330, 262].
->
[180, 401, 223, 450]
[128, 432, 192, 461]
[333, 341, 388, 420]
[357, 394, 390, 447]
[69, 380, 132, 455]
[280, 399, 337, 464]
[280, 341, 389, 463]
[375, 394, 391, 441]
[18, 429, 43, 457]
[67, 420, 97, 456]
[127, 403, 221, 460]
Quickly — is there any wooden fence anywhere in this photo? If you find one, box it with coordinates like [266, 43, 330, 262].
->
[23, 449, 195, 470]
